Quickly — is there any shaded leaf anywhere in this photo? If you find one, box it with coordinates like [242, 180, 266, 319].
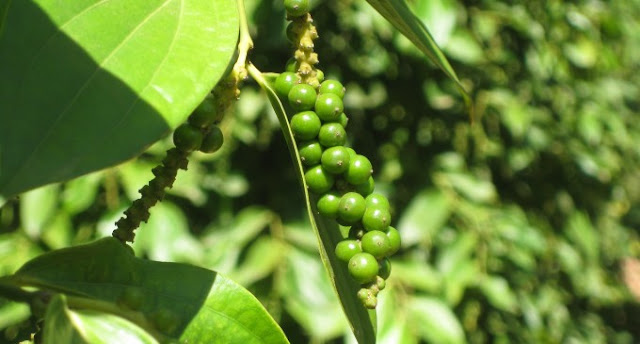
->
[0, 0, 239, 197]
[9, 238, 289, 343]
[43, 294, 158, 344]
[251, 67, 376, 344]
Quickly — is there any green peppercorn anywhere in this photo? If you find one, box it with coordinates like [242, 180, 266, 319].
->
[288, 83, 317, 111]
[361, 230, 392, 259]
[298, 140, 323, 166]
[304, 165, 335, 194]
[362, 206, 391, 232]
[275, 72, 301, 98]
[199, 126, 224, 153]
[318, 122, 347, 147]
[338, 192, 366, 224]
[317, 190, 341, 218]
[291, 111, 321, 141]
[345, 154, 373, 185]
[348, 252, 379, 284]
[173, 124, 203, 152]
[321, 146, 351, 174]
[335, 239, 362, 262]
[319, 79, 345, 98]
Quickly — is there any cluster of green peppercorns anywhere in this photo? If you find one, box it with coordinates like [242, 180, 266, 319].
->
[279, 1, 400, 309]
[113, 83, 230, 243]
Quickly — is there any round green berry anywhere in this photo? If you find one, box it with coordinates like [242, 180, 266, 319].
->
[304, 165, 335, 194]
[335, 112, 349, 128]
[345, 147, 357, 160]
[348, 252, 379, 284]
[362, 207, 391, 232]
[189, 93, 218, 128]
[379, 258, 391, 279]
[338, 192, 366, 224]
[321, 146, 351, 174]
[275, 72, 300, 98]
[316, 69, 325, 83]
[288, 83, 317, 111]
[291, 111, 321, 141]
[386, 226, 401, 256]
[376, 275, 386, 290]
[354, 176, 375, 196]
[284, 0, 310, 17]
[173, 124, 203, 152]
[318, 123, 347, 147]
[199, 126, 224, 153]
[345, 155, 373, 185]
[286, 22, 298, 43]
[285, 57, 298, 73]
[315, 93, 344, 122]
[365, 193, 390, 209]
[361, 230, 392, 259]
[319, 79, 345, 98]
[317, 190, 341, 218]
[299, 140, 323, 166]
[335, 239, 362, 262]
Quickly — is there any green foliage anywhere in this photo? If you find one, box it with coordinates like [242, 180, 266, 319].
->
[1, 0, 639, 343]
[6, 237, 289, 343]
[0, 0, 239, 197]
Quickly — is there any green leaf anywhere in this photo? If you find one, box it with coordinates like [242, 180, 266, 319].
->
[9, 238, 289, 343]
[364, 0, 472, 118]
[280, 248, 346, 340]
[251, 67, 376, 344]
[397, 189, 451, 247]
[19, 184, 59, 239]
[0, 0, 239, 197]
[477, 275, 518, 313]
[43, 294, 159, 344]
[409, 296, 465, 344]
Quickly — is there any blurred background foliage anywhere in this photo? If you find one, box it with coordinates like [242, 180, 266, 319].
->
[2, 0, 640, 342]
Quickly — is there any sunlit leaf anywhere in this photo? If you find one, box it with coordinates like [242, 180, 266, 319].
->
[409, 296, 465, 344]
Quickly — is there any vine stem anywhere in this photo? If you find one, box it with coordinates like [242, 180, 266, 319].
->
[233, 0, 253, 82]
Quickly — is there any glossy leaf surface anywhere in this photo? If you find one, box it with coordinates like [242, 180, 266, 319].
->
[9, 237, 289, 343]
[0, 0, 239, 197]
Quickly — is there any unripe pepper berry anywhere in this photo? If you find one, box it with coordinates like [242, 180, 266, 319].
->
[348, 252, 379, 284]
[291, 111, 321, 141]
[338, 192, 366, 224]
[288, 84, 317, 111]
[173, 124, 203, 152]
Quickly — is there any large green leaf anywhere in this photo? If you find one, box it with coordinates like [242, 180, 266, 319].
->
[0, 0, 239, 197]
[364, 0, 472, 117]
[43, 294, 158, 344]
[250, 66, 377, 344]
[7, 238, 289, 343]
